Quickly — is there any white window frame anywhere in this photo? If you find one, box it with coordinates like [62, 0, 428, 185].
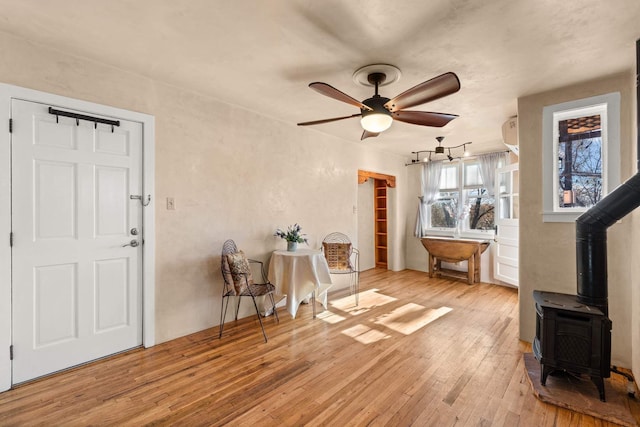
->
[426, 158, 497, 239]
[542, 93, 620, 222]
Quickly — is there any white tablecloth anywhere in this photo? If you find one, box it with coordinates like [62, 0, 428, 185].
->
[268, 249, 333, 318]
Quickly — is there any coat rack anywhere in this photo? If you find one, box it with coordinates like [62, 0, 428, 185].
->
[48, 107, 120, 132]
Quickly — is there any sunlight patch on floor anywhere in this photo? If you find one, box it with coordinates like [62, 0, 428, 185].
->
[373, 303, 453, 335]
[316, 310, 346, 324]
[330, 288, 397, 316]
[341, 324, 391, 344]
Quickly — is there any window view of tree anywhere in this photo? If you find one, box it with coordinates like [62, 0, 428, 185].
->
[543, 94, 617, 222]
[466, 188, 495, 230]
[427, 160, 496, 231]
[557, 115, 602, 209]
[430, 191, 459, 228]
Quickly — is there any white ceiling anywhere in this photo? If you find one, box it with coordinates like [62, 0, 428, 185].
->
[0, 0, 638, 158]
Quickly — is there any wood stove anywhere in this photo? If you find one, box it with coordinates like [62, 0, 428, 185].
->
[533, 290, 611, 401]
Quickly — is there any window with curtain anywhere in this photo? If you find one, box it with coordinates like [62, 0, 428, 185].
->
[429, 163, 459, 228]
[464, 162, 495, 230]
[425, 153, 506, 234]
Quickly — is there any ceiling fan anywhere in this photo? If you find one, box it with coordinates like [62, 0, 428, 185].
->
[297, 66, 461, 140]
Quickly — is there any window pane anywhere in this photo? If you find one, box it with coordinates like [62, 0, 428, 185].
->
[466, 188, 495, 230]
[557, 115, 602, 209]
[499, 196, 510, 219]
[464, 163, 483, 187]
[439, 165, 458, 190]
[430, 191, 458, 228]
[499, 171, 511, 195]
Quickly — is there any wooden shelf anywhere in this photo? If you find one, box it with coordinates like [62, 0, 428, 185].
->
[374, 178, 388, 269]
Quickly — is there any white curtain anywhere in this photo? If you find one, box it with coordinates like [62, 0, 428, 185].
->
[478, 152, 506, 197]
[414, 161, 444, 237]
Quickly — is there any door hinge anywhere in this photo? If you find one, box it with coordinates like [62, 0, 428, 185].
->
[9, 118, 12, 133]
[9, 232, 13, 247]
[9, 345, 13, 360]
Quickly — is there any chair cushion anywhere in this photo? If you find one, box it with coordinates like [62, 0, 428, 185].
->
[221, 255, 237, 295]
[323, 242, 352, 271]
[226, 251, 254, 294]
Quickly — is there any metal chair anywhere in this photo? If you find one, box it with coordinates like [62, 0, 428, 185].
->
[219, 239, 279, 342]
[321, 232, 359, 306]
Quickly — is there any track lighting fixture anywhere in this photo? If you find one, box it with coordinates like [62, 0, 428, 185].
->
[406, 137, 472, 165]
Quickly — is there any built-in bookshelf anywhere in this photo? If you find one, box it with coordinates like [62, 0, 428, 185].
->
[374, 179, 388, 268]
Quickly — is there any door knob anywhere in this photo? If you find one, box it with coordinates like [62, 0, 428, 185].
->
[123, 240, 139, 248]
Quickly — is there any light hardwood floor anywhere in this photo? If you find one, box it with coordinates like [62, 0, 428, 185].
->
[0, 269, 637, 426]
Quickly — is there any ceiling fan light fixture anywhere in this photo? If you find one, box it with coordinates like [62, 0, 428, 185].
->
[360, 111, 393, 133]
[299, 70, 460, 140]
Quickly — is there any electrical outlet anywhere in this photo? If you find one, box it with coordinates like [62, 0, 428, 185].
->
[166, 197, 175, 210]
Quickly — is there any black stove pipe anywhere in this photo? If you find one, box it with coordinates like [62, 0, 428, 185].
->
[576, 174, 640, 314]
[575, 38, 640, 315]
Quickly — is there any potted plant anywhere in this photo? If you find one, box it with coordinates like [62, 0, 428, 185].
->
[274, 223, 308, 252]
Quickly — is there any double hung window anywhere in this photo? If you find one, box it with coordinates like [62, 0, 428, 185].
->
[463, 162, 495, 231]
[430, 163, 459, 228]
[427, 159, 498, 234]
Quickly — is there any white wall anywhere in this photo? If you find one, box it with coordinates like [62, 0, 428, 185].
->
[0, 32, 408, 345]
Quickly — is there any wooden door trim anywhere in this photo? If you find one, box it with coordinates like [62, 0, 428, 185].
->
[358, 170, 396, 188]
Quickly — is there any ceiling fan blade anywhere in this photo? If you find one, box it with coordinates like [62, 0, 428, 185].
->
[297, 113, 361, 126]
[361, 130, 379, 140]
[309, 82, 373, 111]
[391, 111, 459, 127]
[384, 72, 461, 112]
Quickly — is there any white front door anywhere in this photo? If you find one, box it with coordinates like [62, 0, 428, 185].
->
[11, 99, 143, 383]
[494, 163, 519, 286]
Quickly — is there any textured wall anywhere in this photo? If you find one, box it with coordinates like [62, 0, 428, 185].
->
[518, 72, 635, 367]
[0, 33, 408, 344]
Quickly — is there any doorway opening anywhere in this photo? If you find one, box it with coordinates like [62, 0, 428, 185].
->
[358, 170, 396, 269]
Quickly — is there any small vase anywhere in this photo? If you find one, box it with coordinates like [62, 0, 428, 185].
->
[287, 241, 297, 252]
